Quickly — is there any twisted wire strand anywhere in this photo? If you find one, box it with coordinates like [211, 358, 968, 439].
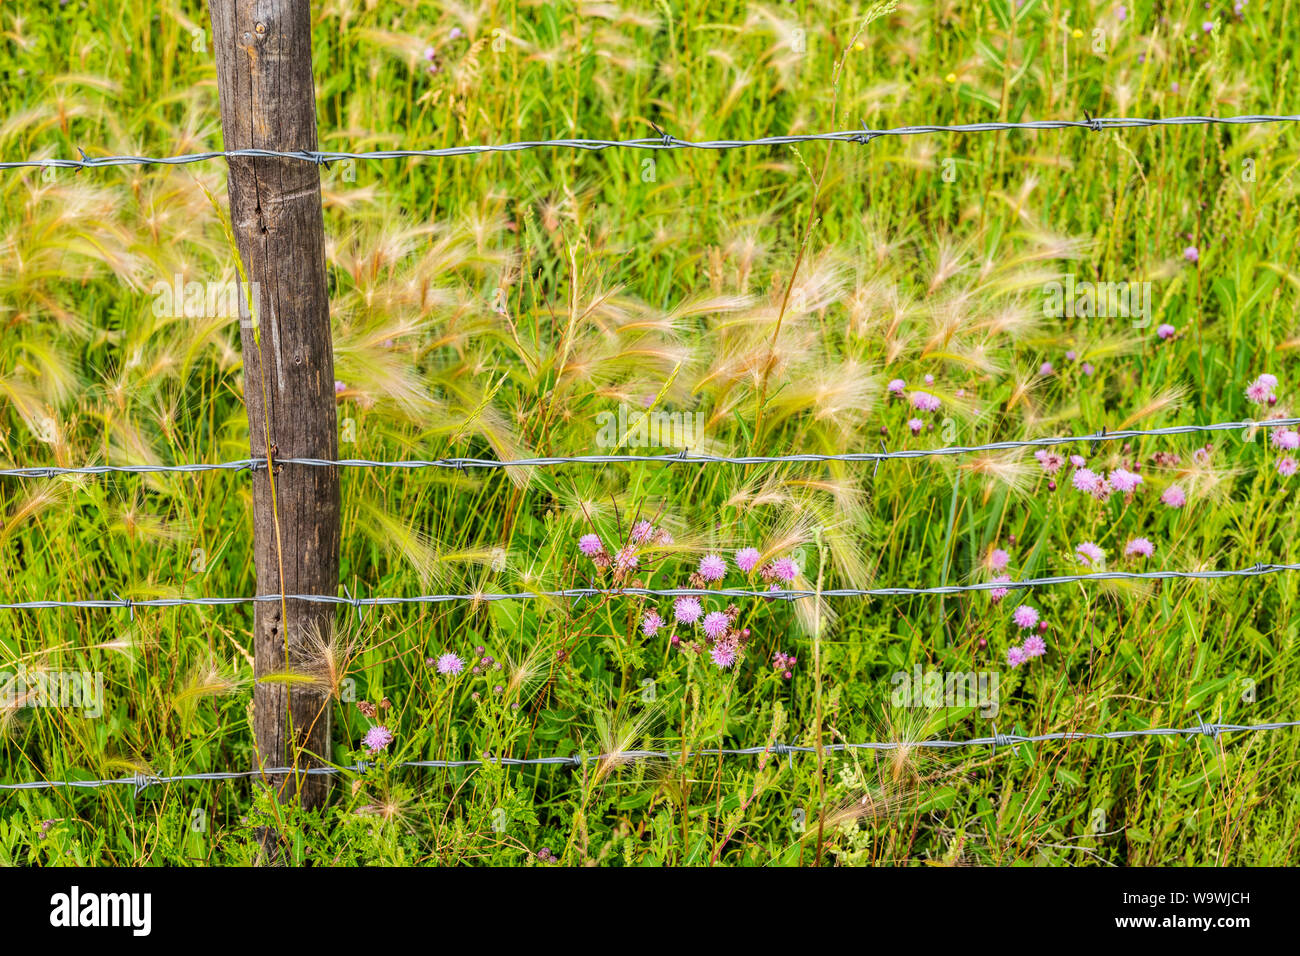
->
[4, 718, 1295, 792]
[2, 114, 1297, 171]
[0, 561, 1295, 613]
[2, 417, 1295, 479]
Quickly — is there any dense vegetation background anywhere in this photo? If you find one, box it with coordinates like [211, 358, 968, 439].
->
[1, 0, 1298, 865]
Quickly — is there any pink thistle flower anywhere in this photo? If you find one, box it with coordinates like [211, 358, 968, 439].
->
[908, 418, 924, 436]
[1184, 246, 1199, 263]
[631, 520, 656, 543]
[435, 652, 464, 676]
[1069, 454, 1087, 468]
[1039, 361, 1054, 375]
[989, 575, 1012, 603]
[655, 529, 675, 546]
[702, 611, 730, 640]
[674, 597, 702, 624]
[1072, 468, 1111, 499]
[1034, 449, 1064, 474]
[698, 553, 727, 581]
[1279, 457, 1298, 477]
[989, 548, 1010, 571]
[735, 547, 761, 573]
[334, 380, 347, 394]
[887, 378, 906, 394]
[770, 557, 798, 582]
[710, 639, 737, 669]
[1245, 375, 1276, 404]
[924, 374, 935, 385]
[578, 533, 603, 557]
[1109, 468, 1143, 494]
[1076, 541, 1105, 566]
[1007, 646, 1026, 667]
[910, 391, 942, 413]
[1161, 485, 1187, 508]
[1023, 635, 1047, 658]
[362, 725, 394, 752]
[642, 611, 665, 637]
[422, 46, 436, 60]
[1012, 605, 1039, 629]
[1271, 429, 1300, 451]
[1125, 537, 1155, 558]
[1157, 323, 1176, 340]
[614, 544, 639, 575]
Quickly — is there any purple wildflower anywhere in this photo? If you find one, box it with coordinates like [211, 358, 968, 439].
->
[1076, 541, 1105, 566]
[1035, 449, 1065, 474]
[1013, 605, 1039, 629]
[770, 557, 798, 582]
[699, 553, 727, 581]
[674, 597, 702, 624]
[1271, 429, 1300, 451]
[435, 652, 464, 676]
[1125, 537, 1155, 558]
[910, 391, 942, 413]
[711, 640, 737, 669]
[702, 611, 730, 640]
[1109, 468, 1143, 494]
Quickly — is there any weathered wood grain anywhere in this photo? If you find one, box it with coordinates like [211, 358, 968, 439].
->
[209, 0, 339, 809]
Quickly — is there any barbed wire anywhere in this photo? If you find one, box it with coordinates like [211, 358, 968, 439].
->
[2, 114, 1298, 172]
[4, 717, 1296, 794]
[1, 561, 1296, 615]
[2, 417, 1296, 479]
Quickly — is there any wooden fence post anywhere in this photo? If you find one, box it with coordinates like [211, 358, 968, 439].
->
[208, 0, 339, 810]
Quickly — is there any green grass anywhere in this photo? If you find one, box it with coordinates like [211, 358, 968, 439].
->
[1, 0, 1299, 865]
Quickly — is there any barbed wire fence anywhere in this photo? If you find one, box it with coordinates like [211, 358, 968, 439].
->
[5, 718, 1298, 796]
[0, 562, 1299, 615]
[2, 417, 1297, 479]
[3, 110, 1300, 795]
[3, 113, 1298, 171]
